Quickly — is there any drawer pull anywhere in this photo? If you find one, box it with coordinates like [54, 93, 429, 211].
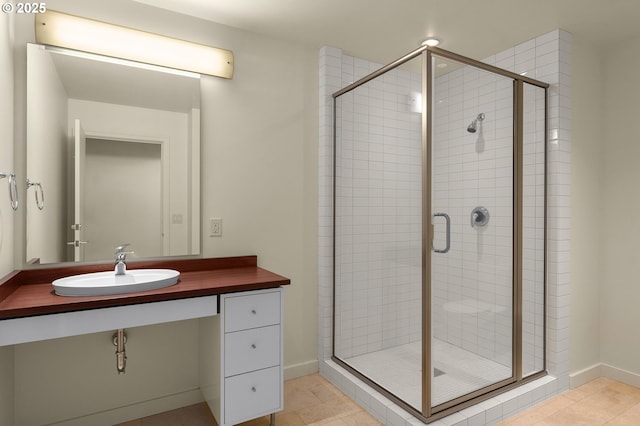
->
[251, 386, 256, 392]
[251, 343, 257, 349]
[251, 309, 257, 315]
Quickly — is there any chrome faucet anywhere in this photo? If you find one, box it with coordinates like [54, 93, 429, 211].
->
[114, 244, 134, 276]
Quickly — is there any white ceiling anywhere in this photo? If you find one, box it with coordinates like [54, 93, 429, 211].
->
[132, 0, 640, 65]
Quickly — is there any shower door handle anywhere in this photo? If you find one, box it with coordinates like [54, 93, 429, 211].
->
[432, 212, 450, 254]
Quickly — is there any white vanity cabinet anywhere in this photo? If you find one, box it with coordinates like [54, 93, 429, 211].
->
[200, 287, 284, 426]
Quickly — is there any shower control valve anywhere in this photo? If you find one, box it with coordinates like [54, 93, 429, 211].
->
[471, 206, 490, 228]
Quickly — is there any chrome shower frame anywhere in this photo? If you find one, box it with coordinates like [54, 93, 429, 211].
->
[331, 44, 550, 423]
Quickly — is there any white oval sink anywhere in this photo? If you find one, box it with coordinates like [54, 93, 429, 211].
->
[53, 269, 180, 297]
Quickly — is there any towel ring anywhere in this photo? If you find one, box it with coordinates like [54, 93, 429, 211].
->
[0, 172, 18, 211]
[27, 179, 45, 210]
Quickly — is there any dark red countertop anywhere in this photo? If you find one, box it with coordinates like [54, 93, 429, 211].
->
[0, 256, 290, 320]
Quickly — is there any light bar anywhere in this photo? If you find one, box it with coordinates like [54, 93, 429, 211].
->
[35, 9, 234, 79]
[43, 45, 201, 79]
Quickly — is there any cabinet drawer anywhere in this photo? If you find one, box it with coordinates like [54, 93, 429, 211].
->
[225, 366, 281, 425]
[225, 325, 280, 377]
[224, 291, 281, 333]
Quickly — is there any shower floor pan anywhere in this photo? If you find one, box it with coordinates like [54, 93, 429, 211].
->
[344, 339, 511, 408]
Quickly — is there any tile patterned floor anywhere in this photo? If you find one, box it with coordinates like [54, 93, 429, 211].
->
[498, 377, 640, 426]
[117, 375, 640, 425]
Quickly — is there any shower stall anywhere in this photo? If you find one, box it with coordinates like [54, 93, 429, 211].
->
[331, 45, 548, 421]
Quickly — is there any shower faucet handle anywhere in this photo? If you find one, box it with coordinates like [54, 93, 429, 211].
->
[471, 207, 490, 228]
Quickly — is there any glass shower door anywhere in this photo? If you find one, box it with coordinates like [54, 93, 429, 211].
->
[333, 54, 425, 413]
[429, 55, 515, 409]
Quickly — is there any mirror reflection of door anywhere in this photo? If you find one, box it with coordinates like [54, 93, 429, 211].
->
[71, 119, 86, 261]
[80, 137, 163, 262]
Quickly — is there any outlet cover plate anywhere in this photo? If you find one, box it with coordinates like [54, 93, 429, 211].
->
[209, 218, 222, 237]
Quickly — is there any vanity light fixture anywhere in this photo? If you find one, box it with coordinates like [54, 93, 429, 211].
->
[43, 45, 202, 79]
[35, 9, 234, 79]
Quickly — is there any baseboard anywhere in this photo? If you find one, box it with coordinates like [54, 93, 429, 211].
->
[570, 362, 640, 389]
[284, 359, 318, 380]
[601, 363, 640, 388]
[570, 363, 602, 388]
[48, 389, 204, 426]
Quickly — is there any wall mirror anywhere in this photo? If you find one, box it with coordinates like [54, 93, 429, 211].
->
[26, 43, 201, 265]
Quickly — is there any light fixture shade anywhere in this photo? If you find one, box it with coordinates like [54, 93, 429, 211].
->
[422, 38, 440, 47]
[35, 10, 234, 79]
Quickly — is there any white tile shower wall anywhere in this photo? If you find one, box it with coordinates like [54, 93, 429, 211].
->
[540, 29, 572, 390]
[334, 56, 423, 358]
[319, 27, 570, 425]
[431, 51, 547, 368]
[334, 56, 544, 367]
[431, 63, 516, 367]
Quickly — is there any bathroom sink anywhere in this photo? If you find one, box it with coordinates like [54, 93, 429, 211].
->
[53, 269, 180, 297]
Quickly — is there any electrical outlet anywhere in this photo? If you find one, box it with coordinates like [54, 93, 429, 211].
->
[210, 218, 222, 237]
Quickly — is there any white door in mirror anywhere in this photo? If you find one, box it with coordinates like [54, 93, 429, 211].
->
[53, 269, 180, 296]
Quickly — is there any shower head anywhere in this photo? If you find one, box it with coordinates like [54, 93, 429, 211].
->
[467, 113, 485, 133]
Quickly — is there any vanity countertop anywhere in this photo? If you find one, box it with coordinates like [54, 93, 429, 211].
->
[0, 256, 290, 320]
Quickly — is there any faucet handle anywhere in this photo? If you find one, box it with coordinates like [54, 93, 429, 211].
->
[115, 243, 131, 254]
[114, 244, 134, 263]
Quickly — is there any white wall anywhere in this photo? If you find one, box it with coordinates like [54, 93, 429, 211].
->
[0, 12, 16, 426]
[569, 36, 603, 376]
[568, 33, 640, 386]
[8, 0, 319, 424]
[600, 35, 640, 375]
[199, 29, 319, 379]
